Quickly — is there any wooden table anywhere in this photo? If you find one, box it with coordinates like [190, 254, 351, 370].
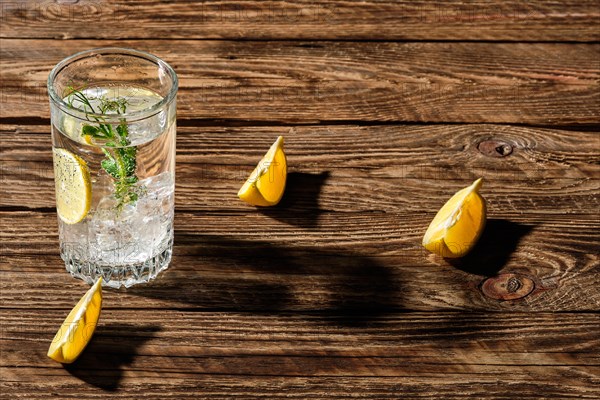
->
[1, 1, 599, 398]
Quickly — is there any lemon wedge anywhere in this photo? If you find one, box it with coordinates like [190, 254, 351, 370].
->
[238, 136, 287, 206]
[422, 178, 486, 258]
[53, 148, 92, 224]
[48, 278, 103, 364]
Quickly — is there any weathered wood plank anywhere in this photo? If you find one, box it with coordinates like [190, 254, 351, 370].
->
[3, 211, 598, 258]
[1, 252, 599, 312]
[1, 210, 598, 311]
[1, 124, 598, 214]
[2, 379, 599, 400]
[1, 1, 599, 42]
[2, 40, 599, 124]
[1, 311, 599, 398]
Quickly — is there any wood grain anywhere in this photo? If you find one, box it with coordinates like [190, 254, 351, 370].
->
[2, 210, 598, 312]
[2, 40, 599, 124]
[1, 1, 599, 42]
[2, 124, 599, 213]
[1, 3, 599, 398]
[1, 310, 599, 398]
[2, 379, 599, 400]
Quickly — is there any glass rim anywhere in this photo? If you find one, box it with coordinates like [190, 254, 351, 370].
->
[47, 47, 178, 123]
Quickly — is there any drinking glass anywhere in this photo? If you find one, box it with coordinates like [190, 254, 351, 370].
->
[47, 48, 177, 288]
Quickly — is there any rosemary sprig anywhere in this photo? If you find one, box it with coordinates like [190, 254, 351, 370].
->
[64, 85, 140, 210]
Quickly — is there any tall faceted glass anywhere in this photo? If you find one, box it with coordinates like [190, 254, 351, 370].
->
[47, 48, 177, 288]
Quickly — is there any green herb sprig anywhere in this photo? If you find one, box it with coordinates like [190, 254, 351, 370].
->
[65, 86, 140, 210]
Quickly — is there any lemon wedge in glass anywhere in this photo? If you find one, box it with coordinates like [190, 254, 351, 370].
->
[48, 278, 103, 364]
[53, 148, 92, 224]
[422, 178, 486, 258]
[238, 136, 287, 206]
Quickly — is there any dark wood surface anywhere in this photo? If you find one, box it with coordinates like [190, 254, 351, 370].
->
[3, 40, 600, 124]
[1, 1, 599, 399]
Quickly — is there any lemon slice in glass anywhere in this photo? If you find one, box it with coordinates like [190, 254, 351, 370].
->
[422, 178, 487, 258]
[48, 278, 103, 364]
[62, 115, 77, 138]
[53, 148, 92, 224]
[238, 136, 287, 206]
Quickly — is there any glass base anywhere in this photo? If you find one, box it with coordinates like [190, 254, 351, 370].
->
[62, 238, 173, 289]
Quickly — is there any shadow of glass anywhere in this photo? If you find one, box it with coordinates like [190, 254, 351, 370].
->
[323, 258, 399, 326]
[447, 219, 534, 276]
[130, 233, 399, 326]
[64, 323, 161, 391]
[131, 274, 293, 312]
[259, 171, 329, 228]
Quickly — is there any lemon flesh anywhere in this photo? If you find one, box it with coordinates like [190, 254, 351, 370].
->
[422, 178, 486, 258]
[47, 278, 103, 364]
[53, 148, 92, 224]
[238, 136, 287, 206]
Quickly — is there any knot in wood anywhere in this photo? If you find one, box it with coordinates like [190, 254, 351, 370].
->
[480, 273, 535, 301]
[477, 140, 513, 157]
